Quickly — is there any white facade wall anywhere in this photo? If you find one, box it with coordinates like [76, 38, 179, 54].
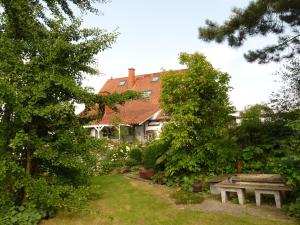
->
[135, 125, 145, 143]
[86, 120, 165, 144]
[145, 121, 163, 134]
[90, 128, 96, 137]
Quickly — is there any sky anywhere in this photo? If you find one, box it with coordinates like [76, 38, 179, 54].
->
[76, 0, 283, 113]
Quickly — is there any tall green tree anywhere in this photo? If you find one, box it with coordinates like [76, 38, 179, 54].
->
[0, 1, 139, 224]
[199, 0, 300, 63]
[158, 53, 234, 179]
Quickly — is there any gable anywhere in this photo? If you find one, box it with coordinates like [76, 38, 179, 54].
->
[100, 72, 161, 105]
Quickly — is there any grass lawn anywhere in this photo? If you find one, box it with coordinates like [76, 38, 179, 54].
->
[42, 175, 295, 225]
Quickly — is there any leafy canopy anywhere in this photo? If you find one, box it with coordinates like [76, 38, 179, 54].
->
[0, 0, 139, 224]
[199, 0, 300, 63]
[231, 104, 300, 217]
[158, 52, 234, 178]
[271, 58, 300, 111]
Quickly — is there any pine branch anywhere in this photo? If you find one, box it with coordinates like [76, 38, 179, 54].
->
[275, 33, 300, 49]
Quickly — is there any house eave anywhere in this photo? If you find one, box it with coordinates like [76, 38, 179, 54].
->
[83, 123, 132, 128]
[138, 109, 162, 126]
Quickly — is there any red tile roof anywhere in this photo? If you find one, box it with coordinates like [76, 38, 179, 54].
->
[86, 71, 163, 125]
[100, 72, 161, 105]
[92, 101, 161, 125]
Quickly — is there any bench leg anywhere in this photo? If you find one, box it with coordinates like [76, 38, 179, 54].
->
[221, 189, 228, 203]
[274, 191, 281, 208]
[255, 190, 281, 208]
[255, 191, 261, 207]
[237, 189, 245, 205]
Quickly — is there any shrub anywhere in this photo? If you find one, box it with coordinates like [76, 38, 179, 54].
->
[0, 204, 46, 225]
[170, 190, 204, 205]
[128, 147, 143, 164]
[95, 144, 130, 175]
[143, 148, 158, 170]
[96, 144, 144, 174]
[287, 198, 300, 218]
[143, 139, 169, 171]
[125, 158, 138, 167]
[241, 146, 265, 171]
[151, 171, 166, 184]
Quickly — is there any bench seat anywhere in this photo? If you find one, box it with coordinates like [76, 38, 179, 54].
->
[215, 181, 292, 192]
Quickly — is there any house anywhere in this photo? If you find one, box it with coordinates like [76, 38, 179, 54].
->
[83, 68, 169, 143]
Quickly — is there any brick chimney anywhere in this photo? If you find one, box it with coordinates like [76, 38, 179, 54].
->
[128, 68, 135, 89]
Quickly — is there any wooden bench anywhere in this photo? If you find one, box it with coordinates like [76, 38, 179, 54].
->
[215, 174, 292, 208]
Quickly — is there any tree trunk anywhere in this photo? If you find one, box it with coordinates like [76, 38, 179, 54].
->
[21, 148, 32, 203]
[26, 148, 32, 176]
[2, 106, 12, 152]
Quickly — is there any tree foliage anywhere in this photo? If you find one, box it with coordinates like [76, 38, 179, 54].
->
[199, 0, 300, 63]
[179, 101, 300, 215]
[158, 53, 234, 179]
[1, 0, 106, 23]
[280, 118, 300, 217]
[0, 0, 138, 224]
[237, 104, 274, 148]
[227, 104, 300, 217]
[271, 58, 300, 111]
[234, 104, 286, 171]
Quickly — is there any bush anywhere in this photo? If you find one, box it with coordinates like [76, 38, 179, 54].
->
[97, 144, 129, 174]
[181, 176, 194, 192]
[170, 190, 204, 205]
[0, 204, 46, 225]
[151, 171, 166, 184]
[96, 144, 144, 175]
[125, 158, 138, 167]
[241, 146, 265, 172]
[143, 140, 167, 171]
[287, 198, 300, 218]
[128, 147, 143, 164]
[143, 148, 157, 170]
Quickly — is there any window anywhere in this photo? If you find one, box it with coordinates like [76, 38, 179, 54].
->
[128, 126, 135, 135]
[142, 90, 152, 98]
[146, 130, 156, 141]
[102, 127, 116, 139]
[119, 80, 126, 86]
[151, 77, 159, 82]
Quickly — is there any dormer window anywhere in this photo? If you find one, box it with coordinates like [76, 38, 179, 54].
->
[143, 90, 152, 98]
[152, 77, 159, 82]
[119, 80, 126, 86]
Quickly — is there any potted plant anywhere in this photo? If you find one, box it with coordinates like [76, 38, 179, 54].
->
[192, 179, 202, 192]
[139, 167, 155, 180]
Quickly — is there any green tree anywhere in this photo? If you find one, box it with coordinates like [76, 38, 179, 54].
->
[235, 104, 274, 171]
[276, 118, 300, 217]
[232, 104, 300, 217]
[158, 52, 234, 179]
[271, 58, 300, 111]
[0, 1, 139, 224]
[199, 0, 300, 63]
[237, 104, 273, 147]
